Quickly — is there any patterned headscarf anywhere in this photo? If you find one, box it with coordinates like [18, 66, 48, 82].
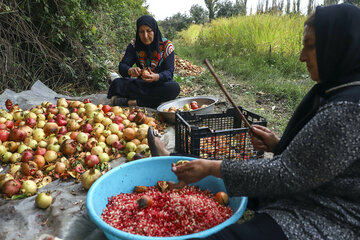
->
[135, 15, 163, 70]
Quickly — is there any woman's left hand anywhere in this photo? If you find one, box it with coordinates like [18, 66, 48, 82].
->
[141, 69, 159, 83]
[249, 125, 279, 153]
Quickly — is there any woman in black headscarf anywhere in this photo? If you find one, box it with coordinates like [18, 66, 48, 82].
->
[107, 15, 180, 108]
[148, 4, 360, 239]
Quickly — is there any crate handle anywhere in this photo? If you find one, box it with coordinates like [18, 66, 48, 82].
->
[175, 112, 192, 129]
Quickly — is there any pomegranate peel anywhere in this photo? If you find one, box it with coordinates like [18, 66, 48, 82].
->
[137, 195, 152, 209]
[134, 185, 147, 193]
[157, 180, 168, 193]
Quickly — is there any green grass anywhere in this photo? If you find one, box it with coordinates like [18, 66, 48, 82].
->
[174, 14, 315, 132]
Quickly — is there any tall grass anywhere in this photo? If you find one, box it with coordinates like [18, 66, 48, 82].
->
[175, 14, 314, 113]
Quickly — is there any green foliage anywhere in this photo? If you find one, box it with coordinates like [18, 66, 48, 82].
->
[323, 0, 341, 5]
[190, 4, 208, 24]
[175, 14, 313, 112]
[342, 0, 360, 6]
[159, 1, 248, 42]
[217, 0, 246, 17]
[0, 0, 147, 93]
[37, 0, 147, 88]
[173, 74, 196, 85]
[205, 0, 219, 20]
[159, 13, 192, 40]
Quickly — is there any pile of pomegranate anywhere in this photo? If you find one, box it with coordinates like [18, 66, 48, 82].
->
[174, 55, 205, 77]
[0, 98, 160, 201]
[102, 182, 232, 237]
[199, 133, 250, 160]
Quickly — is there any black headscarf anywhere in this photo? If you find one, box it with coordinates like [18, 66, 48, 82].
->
[274, 4, 360, 155]
[135, 15, 163, 65]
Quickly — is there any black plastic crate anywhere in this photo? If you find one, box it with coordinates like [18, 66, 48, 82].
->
[175, 107, 267, 160]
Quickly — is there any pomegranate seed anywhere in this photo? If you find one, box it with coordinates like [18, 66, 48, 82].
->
[101, 185, 233, 237]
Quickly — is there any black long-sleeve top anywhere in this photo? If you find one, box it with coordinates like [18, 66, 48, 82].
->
[221, 101, 360, 239]
[118, 43, 175, 83]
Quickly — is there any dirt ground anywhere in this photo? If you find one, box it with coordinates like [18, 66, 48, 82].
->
[178, 73, 291, 137]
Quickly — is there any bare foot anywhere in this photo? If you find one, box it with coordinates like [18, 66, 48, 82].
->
[147, 127, 170, 156]
[128, 99, 137, 106]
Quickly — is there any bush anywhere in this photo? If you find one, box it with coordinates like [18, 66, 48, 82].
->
[0, 0, 147, 94]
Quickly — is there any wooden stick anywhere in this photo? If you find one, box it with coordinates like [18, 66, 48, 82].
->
[204, 59, 252, 128]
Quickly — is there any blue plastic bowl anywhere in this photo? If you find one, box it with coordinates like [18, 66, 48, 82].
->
[86, 156, 247, 240]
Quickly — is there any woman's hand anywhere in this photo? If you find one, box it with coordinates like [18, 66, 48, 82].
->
[128, 67, 142, 77]
[171, 159, 222, 186]
[249, 124, 280, 153]
[141, 69, 159, 83]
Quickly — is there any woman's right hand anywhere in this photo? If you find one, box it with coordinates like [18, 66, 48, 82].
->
[249, 125, 280, 153]
[128, 67, 141, 77]
[171, 159, 222, 186]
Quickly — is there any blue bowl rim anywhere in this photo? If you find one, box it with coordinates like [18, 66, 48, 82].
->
[87, 156, 248, 240]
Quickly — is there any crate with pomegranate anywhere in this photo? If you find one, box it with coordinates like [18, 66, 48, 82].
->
[175, 107, 267, 160]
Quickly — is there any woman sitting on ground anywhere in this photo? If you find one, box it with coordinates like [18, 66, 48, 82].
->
[107, 15, 180, 108]
[148, 4, 360, 240]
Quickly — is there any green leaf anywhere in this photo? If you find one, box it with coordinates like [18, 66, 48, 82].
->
[100, 162, 109, 170]
[76, 145, 82, 152]
[11, 193, 27, 200]
[91, 25, 97, 34]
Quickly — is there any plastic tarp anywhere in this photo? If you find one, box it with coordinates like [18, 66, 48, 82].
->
[0, 80, 175, 240]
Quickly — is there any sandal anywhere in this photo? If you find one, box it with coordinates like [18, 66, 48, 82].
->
[111, 96, 128, 106]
